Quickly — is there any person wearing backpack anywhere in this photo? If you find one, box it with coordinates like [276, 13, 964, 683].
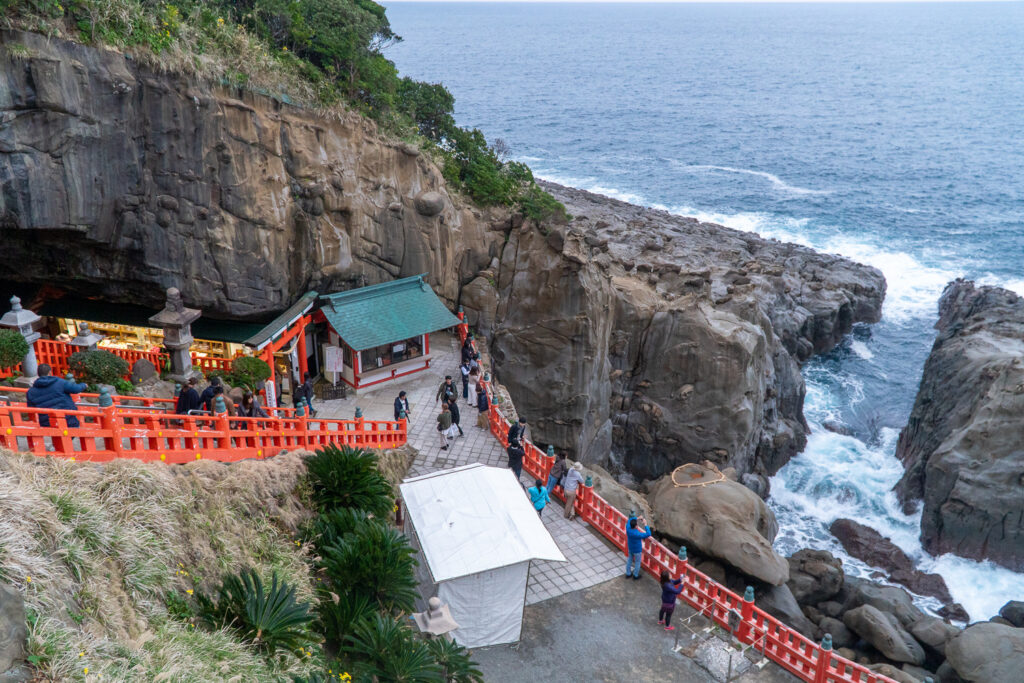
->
[435, 375, 458, 404]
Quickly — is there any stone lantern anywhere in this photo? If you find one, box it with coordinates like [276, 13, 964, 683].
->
[70, 321, 104, 352]
[148, 287, 201, 382]
[0, 295, 41, 385]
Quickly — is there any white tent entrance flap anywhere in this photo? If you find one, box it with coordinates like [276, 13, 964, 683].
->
[400, 464, 566, 649]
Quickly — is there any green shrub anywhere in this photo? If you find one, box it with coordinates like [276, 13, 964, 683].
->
[113, 377, 135, 395]
[305, 445, 392, 518]
[315, 588, 375, 650]
[343, 614, 442, 683]
[196, 567, 313, 654]
[68, 349, 129, 384]
[320, 518, 417, 614]
[0, 329, 28, 370]
[227, 356, 272, 392]
[307, 508, 370, 549]
[519, 184, 570, 224]
[426, 638, 483, 683]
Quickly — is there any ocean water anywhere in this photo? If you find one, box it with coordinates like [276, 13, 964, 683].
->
[384, 1, 1024, 620]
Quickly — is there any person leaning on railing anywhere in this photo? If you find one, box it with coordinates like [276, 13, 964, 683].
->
[26, 363, 87, 428]
[176, 377, 201, 415]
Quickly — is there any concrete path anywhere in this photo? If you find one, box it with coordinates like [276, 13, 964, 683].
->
[315, 332, 624, 605]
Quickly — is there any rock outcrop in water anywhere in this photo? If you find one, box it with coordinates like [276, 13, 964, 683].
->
[0, 30, 502, 318]
[894, 279, 1024, 571]
[0, 31, 886, 481]
[480, 182, 885, 479]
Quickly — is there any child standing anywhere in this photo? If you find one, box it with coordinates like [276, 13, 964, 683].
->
[658, 570, 683, 631]
[528, 478, 549, 517]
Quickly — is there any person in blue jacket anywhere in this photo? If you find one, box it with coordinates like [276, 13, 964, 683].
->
[625, 514, 652, 580]
[26, 364, 87, 428]
[528, 478, 549, 517]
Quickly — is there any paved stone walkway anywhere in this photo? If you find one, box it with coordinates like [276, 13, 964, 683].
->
[315, 332, 623, 605]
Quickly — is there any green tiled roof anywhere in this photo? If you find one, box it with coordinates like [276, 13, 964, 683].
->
[242, 291, 319, 349]
[319, 275, 460, 351]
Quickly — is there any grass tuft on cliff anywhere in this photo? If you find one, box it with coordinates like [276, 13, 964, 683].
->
[1, 0, 569, 222]
[0, 448, 321, 681]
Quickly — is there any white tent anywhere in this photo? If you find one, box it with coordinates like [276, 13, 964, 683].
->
[400, 464, 566, 648]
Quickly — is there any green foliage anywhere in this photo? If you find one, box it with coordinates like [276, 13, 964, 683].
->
[315, 587, 374, 649]
[426, 638, 483, 683]
[307, 507, 369, 549]
[165, 589, 195, 622]
[227, 355, 272, 392]
[0, 329, 28, 370]
[320, 518, 417, 614]
[519, 184, 570, 223]
[343, 614, 442, 683]
[113, 377, 135, 395]
[196, 567, 313, 654]
[68, 349, 129, 385]
[305, 445, 392, 518]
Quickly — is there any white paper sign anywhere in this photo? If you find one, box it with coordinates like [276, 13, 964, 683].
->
[324, 345, 345, 373]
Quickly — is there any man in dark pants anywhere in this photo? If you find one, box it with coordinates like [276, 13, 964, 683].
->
[200, 375, 221, 413]
[435, 375, 457, 404]
[176, 377, 202, 414]
[394, 390, 411, 421]
[295, 372, 316, 416]
[506, 441, 526, 483]
[447, 397, 464, 437]
[507, 416, 527, 446]
[459, 359, 471, 400]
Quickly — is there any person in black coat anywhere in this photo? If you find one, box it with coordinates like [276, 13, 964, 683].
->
[176, 377, 202, 415]
[394, 390, 411, 421]
[461, 335, 475, 364]
[476, 386, 490, 429]
[506, 442, 525, 481]
[199, 376, 222, 413]
[447, 397, 464, 437]
[507, 416, 527, 446]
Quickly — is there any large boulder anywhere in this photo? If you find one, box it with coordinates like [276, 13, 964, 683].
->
[945, 622, 1024, 683]
[998, 600, 1024, 628]
[908, 615, 960, 659]
[130, 358, 158, 384]
[843, 604, 926, 666]
[649, 472, 788, 585]
[460, 276, 500, 337]
[830, 518, 958, 608]
[756, 584, 816, 638]
[0, 583, 27, 672]
[787, 548, 844, 605]
[818, 616, 856, 649]
[414, 191, 445, 216]
[894, 280, 1024, 571]
[845, 577, 926, 630]
[580, 464, 653, 522]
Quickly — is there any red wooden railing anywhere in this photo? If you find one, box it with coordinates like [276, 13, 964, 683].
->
[191, 355, 234, 375]
[456, 314, 895, 683]
[0, 402, 406, 463]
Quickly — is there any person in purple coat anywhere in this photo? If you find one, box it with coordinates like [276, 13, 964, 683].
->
[658, 569, 683, 631]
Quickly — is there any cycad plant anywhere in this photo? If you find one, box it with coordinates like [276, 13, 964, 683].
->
[343, 614, 442, 683]
[307, 507, 370, 549]
[316, 588, 376, 649]
[196, 568, 313, 654]
[320, 518, 418, 614]
[426, 638, 483, 683]
[306, 445, 393, 518]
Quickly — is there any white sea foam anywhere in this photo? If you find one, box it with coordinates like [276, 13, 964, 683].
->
[978, 273, 1024, 297]
[849, 340, 874, 360]
[671, 162, 833, 196]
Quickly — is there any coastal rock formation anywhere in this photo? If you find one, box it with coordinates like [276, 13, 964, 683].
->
[0, 31, 886, 483]
[490, 182, 885, 480]
[945, 622, 1024, 683]
[829, 518, 963, 617]
[0, 30, 503, 318]
[894, 279, 1024, 571]
[648, 475, 789, 585]
[843, 604, 926, 666]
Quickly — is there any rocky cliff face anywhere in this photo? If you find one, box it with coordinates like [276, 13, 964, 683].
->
[0, 30, 503, 317]
[1, 31, 886, 481]
[468, 183, 885, 479]
[894, 279, 1024, 571]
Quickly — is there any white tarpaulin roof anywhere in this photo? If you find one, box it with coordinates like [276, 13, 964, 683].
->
[400, 464, 566, 582]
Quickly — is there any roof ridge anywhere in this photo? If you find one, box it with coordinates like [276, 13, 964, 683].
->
[320, 274, 428, 307]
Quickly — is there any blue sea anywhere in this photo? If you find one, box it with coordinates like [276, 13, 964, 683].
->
[384, 1, 1024, 620]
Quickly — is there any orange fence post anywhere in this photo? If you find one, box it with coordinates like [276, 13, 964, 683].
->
[737, 585, 754, 642]
[814, 635, 832, 683]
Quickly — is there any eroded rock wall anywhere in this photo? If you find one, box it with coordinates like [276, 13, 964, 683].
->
[0, 30, 502, 317]
[894, 279, 1024, 571]
[481, 183, 885, 479]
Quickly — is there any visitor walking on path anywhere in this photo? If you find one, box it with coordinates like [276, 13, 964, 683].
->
[437, 404, 454, 450]
[460, 360, 471, 400]
[27, 364, 87, 428]
[546, 452, 568, 494]
[394, 390, 411, 421]
[175, 377, 201, 415]
[507, 416, 527, 446]
[528, 479, 549, 517]
[447, 397, 464, 437]
[476, 385, 490, 429]
[295, 372, 316, 416]
[658, 570, 683, 631]
[625, 515, 652, 579]
[562, 462, 585, 519]
[461, 334, 476, 364]
[436, 375, 458, 405]
[199, 376, 222, 413]
[506, 442, 525, 481]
